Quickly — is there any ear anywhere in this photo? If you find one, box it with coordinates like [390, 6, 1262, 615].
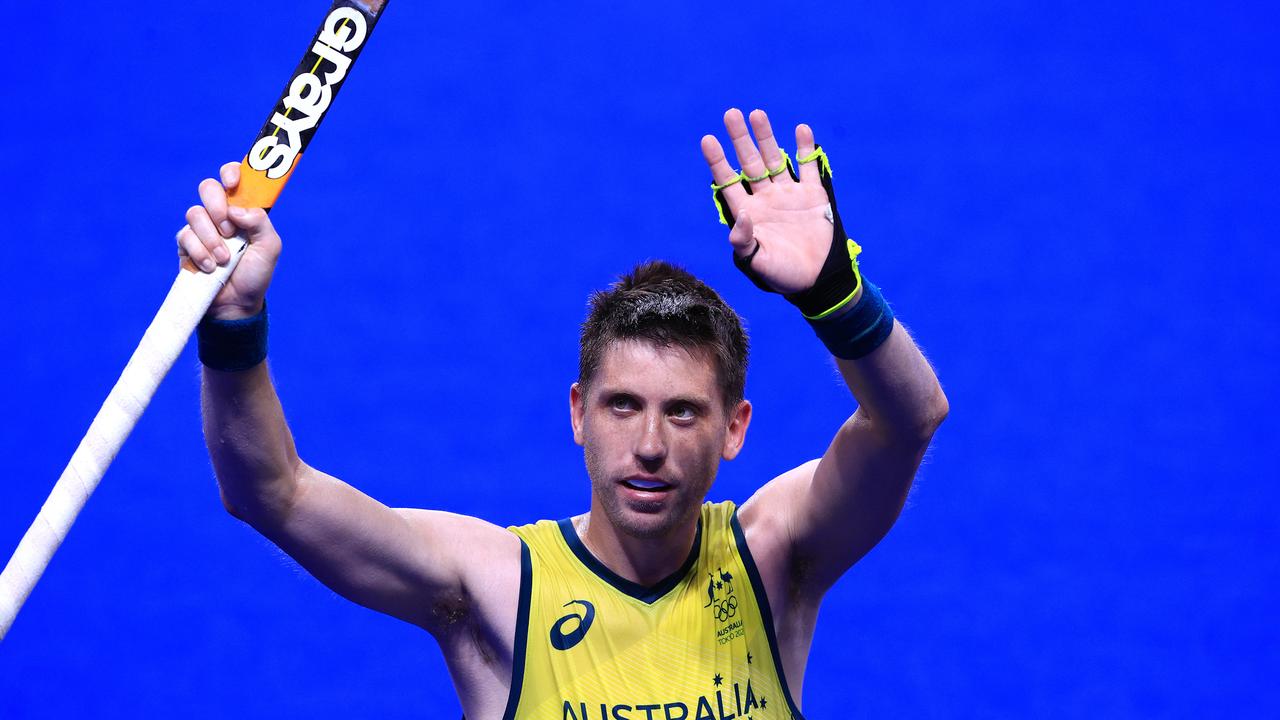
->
[721, 399, 753, 460]
[569, 382, 586, 446]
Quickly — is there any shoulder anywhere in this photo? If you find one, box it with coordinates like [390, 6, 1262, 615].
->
[693, 500, 739, 558]
[702, 498, 738, 527]
[506, 517, 569, 560]
[507, 516, 559, 539]
[735, 459, 823, 597]
[738, 459, 821, 546]
[391, 510, 525, 632]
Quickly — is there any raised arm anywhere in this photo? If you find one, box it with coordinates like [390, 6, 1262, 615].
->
[702, 109, 948, 594]
[178, 164, 520, 634]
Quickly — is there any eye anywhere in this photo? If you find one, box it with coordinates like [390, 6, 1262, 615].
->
[669, 404, 697, 421]
[609, 395, 637, 412]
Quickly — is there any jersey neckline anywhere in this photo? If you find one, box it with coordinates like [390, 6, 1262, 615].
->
[555, 515, 704, 604]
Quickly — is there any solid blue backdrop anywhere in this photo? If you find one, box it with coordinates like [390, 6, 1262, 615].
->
[1, 1, 1275, 717]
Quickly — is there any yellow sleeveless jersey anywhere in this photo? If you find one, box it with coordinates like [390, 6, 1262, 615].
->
[497, 500, 804, 720]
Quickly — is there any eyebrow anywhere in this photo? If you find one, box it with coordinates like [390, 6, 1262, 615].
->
[666, 395, 712, 412]
[598, 388, 713, 411]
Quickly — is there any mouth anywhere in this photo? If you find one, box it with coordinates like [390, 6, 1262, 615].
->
[619, 476, 674, 493]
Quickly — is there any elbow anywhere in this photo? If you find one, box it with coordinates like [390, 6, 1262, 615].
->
[217, 479, 253, 523]
[878, 385, 948, 449]
[926, 386, 950, 434]
[916, 385, 950, 443]
[219, 486, 245, 521]
[214, 465, 303, 527]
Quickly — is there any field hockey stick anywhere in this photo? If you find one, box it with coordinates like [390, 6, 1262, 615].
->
[0, 0, 391, 641]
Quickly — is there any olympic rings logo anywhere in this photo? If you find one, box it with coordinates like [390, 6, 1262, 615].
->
[713, 595, 739, 622]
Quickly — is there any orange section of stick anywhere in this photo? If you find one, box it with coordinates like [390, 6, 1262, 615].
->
[227, 154, 301, 209]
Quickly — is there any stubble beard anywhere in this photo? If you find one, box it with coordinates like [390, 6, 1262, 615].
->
[583, 444, 713, 541]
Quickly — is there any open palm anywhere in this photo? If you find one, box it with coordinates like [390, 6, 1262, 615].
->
[701, 109, 836, 295]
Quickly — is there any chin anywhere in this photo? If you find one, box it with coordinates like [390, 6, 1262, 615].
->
[604, 492, 696, 540]
[614, 511, 679, 539]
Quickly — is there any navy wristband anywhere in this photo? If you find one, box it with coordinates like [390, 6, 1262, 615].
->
[198, 302, 268, 372]
[807, 281, 895, 360]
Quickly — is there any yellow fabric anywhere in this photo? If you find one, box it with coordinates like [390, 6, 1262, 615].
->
[507, 501, 801, 719]
[796, 147, 831, 176]
[767, 150, 793, 177]
[710, 175, 743, 226]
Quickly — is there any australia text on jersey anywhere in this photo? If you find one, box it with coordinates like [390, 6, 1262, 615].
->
[563, 676, 771, 720]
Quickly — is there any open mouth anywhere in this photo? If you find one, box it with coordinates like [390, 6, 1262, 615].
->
[621, 478, 673, 493]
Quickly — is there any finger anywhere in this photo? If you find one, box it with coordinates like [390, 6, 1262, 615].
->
[220, 162, 241, 191]
[176, 225, 217, 273]
[724, 108, 769, 187]
[748, 110, 787, 183]
[727, 211, 756, 257]
[700, 134, 748, 212]
[227, 206, 279, 247]
[198, 178, 236, 238]
[186, 204, 231, 266]
[795, 123, 819, 183]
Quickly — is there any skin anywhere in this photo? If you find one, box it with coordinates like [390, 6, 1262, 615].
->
[569, 340, 751, 585]
[180, 108, 948, 718]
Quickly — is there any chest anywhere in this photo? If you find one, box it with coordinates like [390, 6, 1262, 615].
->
[515, 545, 789, 718]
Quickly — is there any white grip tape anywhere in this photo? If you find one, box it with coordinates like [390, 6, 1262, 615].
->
[0, 235, 249, 640]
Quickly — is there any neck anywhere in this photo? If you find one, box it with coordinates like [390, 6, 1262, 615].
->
[575, 508, 699, 587]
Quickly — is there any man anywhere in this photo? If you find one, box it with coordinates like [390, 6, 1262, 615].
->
[177, 108, 948, 719]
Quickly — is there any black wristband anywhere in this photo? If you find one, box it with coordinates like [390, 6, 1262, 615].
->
[198, 302, 268, 372]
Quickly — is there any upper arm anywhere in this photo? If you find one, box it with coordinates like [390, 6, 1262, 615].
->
[250, 462, 522, 634]
[742, 407, 936, 594]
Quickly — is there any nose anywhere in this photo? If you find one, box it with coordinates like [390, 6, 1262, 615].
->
[633, 411, 668, 465]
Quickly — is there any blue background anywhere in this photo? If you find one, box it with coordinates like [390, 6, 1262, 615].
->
[1, 1, 1276, 717]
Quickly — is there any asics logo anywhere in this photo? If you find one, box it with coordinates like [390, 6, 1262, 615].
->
[549, 599, 595, 651]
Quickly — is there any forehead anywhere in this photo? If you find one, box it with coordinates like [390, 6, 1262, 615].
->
[590, 340, 720, 402]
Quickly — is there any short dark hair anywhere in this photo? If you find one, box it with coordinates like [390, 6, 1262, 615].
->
[578, 260, 749, 410]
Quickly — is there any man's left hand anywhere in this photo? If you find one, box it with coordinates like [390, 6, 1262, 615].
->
[701, 108, 836, 295]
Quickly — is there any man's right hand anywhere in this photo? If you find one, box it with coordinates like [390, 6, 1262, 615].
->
[176, 162, 282, 321]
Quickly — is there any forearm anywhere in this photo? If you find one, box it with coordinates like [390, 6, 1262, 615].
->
[833, 319, 948, 444]
[201, 362, 302, 524]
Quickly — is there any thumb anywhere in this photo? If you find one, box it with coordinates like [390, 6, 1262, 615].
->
[227, 206, 278, 244]
[728, 211, 755, 257]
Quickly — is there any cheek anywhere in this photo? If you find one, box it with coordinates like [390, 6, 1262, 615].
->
[581, 431, 620, 486]
[583, 418, 629, 456]
[582, 438, 603, 476]
[677, 431, 725, 476]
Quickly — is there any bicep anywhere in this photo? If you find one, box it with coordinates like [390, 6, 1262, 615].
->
[255, 463, 519, 632]
[751, 409, 931, 593]
[808, 409, 936, 584]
